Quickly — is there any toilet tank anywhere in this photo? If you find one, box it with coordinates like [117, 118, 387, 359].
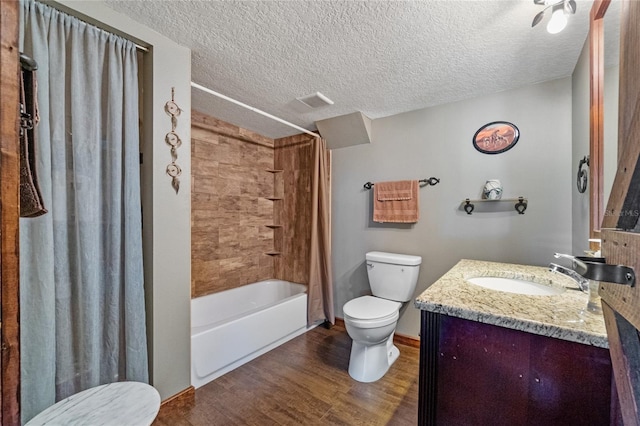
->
[366, 251, 422, 302]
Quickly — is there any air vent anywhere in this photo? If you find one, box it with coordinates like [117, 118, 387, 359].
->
[296, 92, 334, 108]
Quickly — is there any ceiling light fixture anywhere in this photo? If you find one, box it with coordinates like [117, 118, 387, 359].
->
[531, 0, 576, 34]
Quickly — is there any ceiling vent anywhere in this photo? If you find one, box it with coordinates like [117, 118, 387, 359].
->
[296, 92, 334, 108]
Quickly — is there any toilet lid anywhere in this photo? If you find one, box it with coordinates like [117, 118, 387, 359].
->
[343, 296, 401, 320]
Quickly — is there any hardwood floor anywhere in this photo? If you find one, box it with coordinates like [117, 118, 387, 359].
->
[153, 325, 419, 425]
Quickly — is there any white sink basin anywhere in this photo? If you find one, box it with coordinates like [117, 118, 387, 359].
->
[466, 276, 565, 296]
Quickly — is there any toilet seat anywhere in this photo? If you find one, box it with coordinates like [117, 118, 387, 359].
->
[343, 296, 401, 329]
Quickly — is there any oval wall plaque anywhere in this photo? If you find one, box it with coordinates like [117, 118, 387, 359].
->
[472, 121, 520, 154]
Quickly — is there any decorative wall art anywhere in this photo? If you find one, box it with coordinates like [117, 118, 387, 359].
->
[164, 87, 182, 193]
[472, 121, 520, 154]
[482, 179, 503, 200]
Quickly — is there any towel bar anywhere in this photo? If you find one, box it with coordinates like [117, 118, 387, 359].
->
[363, 177, 440, 190]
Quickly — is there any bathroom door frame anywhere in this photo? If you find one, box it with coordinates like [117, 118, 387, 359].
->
[597, 0, 640, 422]
[0, 0, 22, 424]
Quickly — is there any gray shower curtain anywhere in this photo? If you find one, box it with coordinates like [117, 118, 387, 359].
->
[20, 1, 148, 423]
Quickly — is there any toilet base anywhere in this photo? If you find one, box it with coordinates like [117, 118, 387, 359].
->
[348, 334, 400, 382]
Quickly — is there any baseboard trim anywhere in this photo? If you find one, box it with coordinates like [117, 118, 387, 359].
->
[334, 317, 420, 348]
[160, 385, 195, 408]
[394, 332, 420, 348]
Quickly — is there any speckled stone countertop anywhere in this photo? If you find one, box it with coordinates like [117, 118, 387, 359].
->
[414, 259, 608, 348]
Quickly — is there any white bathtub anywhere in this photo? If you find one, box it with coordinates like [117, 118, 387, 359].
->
[191, 279, 311, 388]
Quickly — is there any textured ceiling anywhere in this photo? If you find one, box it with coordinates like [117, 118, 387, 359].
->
[103, 0, 608, 139]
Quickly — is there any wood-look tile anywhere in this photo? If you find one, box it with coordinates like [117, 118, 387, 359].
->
[238, 127, 275, 148]
[218, 257, 247, 274]
[192, 241, 219, 261]
[218, 164, 257, 182]
[191, 157, 218, 177]
[191, 193, 218, 211]
[192, 110, 240, 136]
[192, 139, 218, 161]
[258, 265, 275, 278]
[214, 137, 242, 165]
[259, 253, 275, 268]
[192, 113, 323, 299]
[192, 210, 218, 223]
[192, 175, 217, 195]
[218, 271, 241, 289]
[191, 127, 219, 144]
[192, 259, 219, 281]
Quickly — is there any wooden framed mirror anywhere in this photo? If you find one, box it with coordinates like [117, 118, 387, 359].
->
[589, 0, 608, 246]
[589, 0, 620, 248]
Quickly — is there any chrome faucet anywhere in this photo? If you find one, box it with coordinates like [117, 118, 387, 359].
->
[548, 263, 590, 292]
[549, 252, 636, 291]
[549, 253, 590, 292]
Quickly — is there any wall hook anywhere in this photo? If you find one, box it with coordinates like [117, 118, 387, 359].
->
[577, 155, 589, 193]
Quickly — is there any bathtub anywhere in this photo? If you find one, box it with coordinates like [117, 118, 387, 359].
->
[191, 279, 311, 388]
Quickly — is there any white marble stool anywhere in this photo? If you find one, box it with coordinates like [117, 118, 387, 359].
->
[26, 381, 161, 426]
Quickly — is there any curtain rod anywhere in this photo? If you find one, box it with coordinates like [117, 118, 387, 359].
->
[190, 81, 320, 139]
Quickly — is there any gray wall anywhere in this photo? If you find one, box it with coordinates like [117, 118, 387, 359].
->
[332, 78, 573, 337]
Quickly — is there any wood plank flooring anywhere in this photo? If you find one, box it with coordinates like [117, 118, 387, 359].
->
[153, 325, 419, 425]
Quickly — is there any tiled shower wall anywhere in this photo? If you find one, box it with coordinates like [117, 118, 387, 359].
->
[190, 111, 319, 299]
[273, 134, 314, 285]
[191, 111, 276, 298]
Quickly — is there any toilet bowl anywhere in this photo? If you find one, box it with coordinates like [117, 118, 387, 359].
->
[343, 295, 401, 382]
[343, 251, 422, 383]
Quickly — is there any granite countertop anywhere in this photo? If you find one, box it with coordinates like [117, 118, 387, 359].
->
[414, 259, 608, 348]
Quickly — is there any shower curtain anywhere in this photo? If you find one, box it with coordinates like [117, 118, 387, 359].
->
[307, 138, 334, 325]
[20, 1, 148, 423]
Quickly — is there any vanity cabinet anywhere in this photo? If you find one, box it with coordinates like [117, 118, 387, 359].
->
[419, 312, 618, 425]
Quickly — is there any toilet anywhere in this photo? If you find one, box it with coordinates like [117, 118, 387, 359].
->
[343, 251, 422, 382]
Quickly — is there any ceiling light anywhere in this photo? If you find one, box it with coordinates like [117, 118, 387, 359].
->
[531, 0, 576, 34]
[547, 5, 568, 34]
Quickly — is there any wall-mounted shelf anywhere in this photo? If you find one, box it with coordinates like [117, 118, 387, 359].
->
[461, 197, 528, 215]
[264, 197, 283, 201]
[265, 224, 282, 229]
[265, 169, 284, 173]
[265, 251, 282, 256]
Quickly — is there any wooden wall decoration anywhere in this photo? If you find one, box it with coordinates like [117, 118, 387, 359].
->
[164, 87, 183, 193]
[589, 0, 609, 243]
[597, 0, 640, 423]
[0, 0, 22, 423]
[191, 111, 276, 298]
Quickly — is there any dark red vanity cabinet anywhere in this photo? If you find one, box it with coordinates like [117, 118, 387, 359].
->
[418, 311, 618, 425]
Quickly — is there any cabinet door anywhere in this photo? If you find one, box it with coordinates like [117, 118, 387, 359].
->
[436, 316, 530, 425]
[429, 315, 612, 426]
[528, 334, 612, 425]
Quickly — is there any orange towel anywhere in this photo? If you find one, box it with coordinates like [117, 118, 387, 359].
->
[373, 180, 419, 223]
